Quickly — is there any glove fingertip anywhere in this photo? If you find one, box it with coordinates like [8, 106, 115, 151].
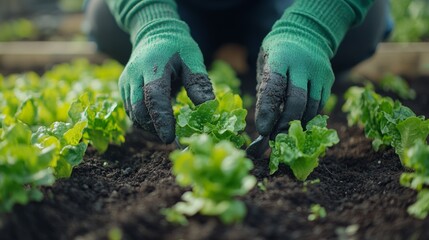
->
[143, 78, 176, 144]
[255, 110, 275, 136]
[183, 73, 215, 105]
[256, 123, 271, 137]
[157, 117, 176, 144]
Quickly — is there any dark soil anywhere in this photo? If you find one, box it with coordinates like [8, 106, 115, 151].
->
[1, 77, 429, 240]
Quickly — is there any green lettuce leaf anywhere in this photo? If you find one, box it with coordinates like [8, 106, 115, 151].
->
[0, 122, 56, 212]
[69, 92, 128, 153]
[269, 115, 339, 181]
[166, 134, 256, 224]
[175, 92, 247, 148]
[400, 141, 429, 219]
[379, 73, 416, 100]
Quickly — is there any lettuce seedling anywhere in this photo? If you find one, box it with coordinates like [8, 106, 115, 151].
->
[269, 115, 339, 181]
[400, 140, 429, 219]
[0, 122, 56, 212]
[0, 18, 38, 42]
[379, 73, 416, 100]
[175, 91, 247, 148]
[322, 94, 338, 115]
[69, 92, 128, 153]
[165, 134, 256, 224]
[31, 121, 88, 178]
[308, 204, 327, 221]
[208, 60, 241, 95]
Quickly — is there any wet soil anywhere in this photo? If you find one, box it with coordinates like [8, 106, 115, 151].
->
[1, 77, 429, 240]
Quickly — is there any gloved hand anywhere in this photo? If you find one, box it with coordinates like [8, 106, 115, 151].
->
[255, 38, 334, 137]
[255, 0, 372, 137]
[106, 0, 215, 144]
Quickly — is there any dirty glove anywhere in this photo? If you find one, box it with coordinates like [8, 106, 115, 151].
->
[106, 0, 215, 143]
[255, 0, 373, 137]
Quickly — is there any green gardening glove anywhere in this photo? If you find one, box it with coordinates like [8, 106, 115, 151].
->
[255, 0, 373, 137]
[106, 0, 215, 144]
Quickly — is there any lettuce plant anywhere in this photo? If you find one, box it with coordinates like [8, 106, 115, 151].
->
[0, 121, 56, 212]
[208, 60, 241, 95]
[31, 121, 88, 178]
[175, 91, 247, 148]
[269, 115, 339, 181]
[379, 73, 416, 100]
[400, 140, 429, 219]
[69, 92, 128, 153]
[0, 18, 38, 41]
[165, 134, 256, 225]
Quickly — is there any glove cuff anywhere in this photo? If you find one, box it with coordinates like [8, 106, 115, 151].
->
[274, 0, 373, 58]
[106, 0, 188, 45]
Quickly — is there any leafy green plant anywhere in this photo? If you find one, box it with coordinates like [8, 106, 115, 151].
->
[257, 178, 268, 192]
[302, 178, 321, 192]
[69, 92, 128, 153]
[165, 134, 256, 225]
[308, 204, 327, 221]
[208, 60, 255, 109]
[269, 115, 339, 181]
[342, 85, 429, 163]
[0, 121, 56, 212]
[31, 120, 88, 178]
[379, 73, 416, 100]
[400, 140, 429, 219]
[108, 227, 123, 240]
[322, 94, 338, 115]
[390, 0, 429, 42]
[0, 18, 38, 42]
[208, 60, 241, 95]
[174, 91, 248, 148]
[0, 59, 128, 212]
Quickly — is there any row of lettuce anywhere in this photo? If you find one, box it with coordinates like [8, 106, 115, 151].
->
[343, 84, 429, 219]
[165, 62, 256, 224]
[1, 59, 428, 223]
[0, 59, 128, 212]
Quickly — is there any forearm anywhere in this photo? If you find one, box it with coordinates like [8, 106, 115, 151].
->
[273, 0, 374, 58]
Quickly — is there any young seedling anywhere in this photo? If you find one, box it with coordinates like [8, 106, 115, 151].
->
[174, 89, 248, 148]
[379, 73, 416, 100]
[302, 178, 321, 192]
[322, 94, 338, 115]
[69, 92, 128, 153]
[400, 140, 429, 219]
[308, 204, 327, 221]
[165, 134, 256, 225]
[0, 121, 56, 212]
[269, 115, 339, 181]
[257, 178, 269, 192]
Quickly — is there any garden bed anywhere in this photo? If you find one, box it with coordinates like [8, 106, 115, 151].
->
[1, 72, 428, 240]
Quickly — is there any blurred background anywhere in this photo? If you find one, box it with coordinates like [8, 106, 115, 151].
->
[1, 0, 429, 75]
[0, 0, 86, 41]
[0, 0, 96, 74]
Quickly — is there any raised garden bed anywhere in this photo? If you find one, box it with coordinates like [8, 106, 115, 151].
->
[1, 58, 428, 239]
